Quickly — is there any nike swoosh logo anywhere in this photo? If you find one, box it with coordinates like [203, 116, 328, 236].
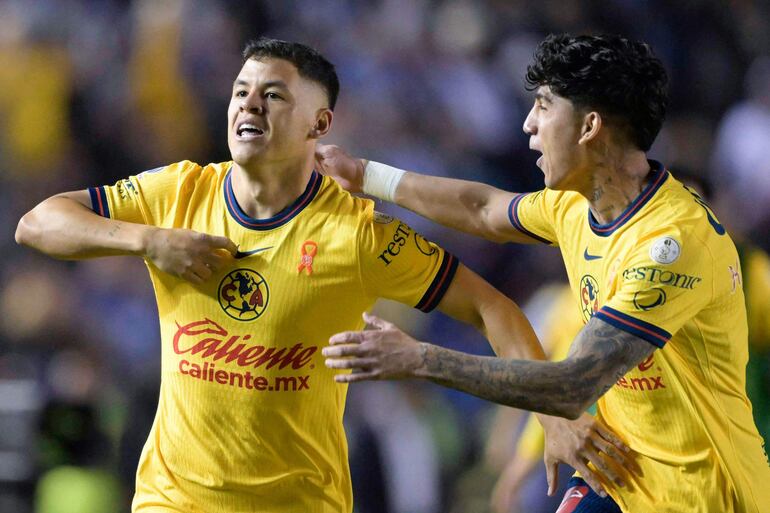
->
[235, 246, 273, 259]
[583, 248, 602, 261]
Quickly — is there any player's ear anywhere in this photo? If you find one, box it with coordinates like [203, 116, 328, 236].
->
[309, 109, 333, 139]
[578, 111, 602, 145]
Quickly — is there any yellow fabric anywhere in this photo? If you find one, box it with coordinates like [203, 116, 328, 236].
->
[93, 161, 455, 513]
[128, 2, 206, 158]
[511, 165, 770, 513]
[743, 247, 770, 349]
[0, 45, 71, 173]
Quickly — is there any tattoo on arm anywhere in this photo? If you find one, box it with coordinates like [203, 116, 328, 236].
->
[107, 223, 122, 238]
[419, 317, 655, 419]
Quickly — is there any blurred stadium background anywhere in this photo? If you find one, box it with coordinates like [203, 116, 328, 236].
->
[1, 1, 769, 512]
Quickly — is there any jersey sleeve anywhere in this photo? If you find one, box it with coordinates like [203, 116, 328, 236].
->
[507, 190, 558, 246]
[595, 228, 713, 348]
[87, 161, 196, 226]
[358, 209, 459, 312]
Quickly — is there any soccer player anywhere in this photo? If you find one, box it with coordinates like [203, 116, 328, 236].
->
[318, 34, 770, 513]
[15, 38, 626, 512]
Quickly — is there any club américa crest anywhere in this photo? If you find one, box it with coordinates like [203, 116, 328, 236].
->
[579, 274, 600, 323]
[218, 268, 269, 321]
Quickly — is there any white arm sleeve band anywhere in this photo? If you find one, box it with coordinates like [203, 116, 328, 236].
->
[362, 161, 406, 202]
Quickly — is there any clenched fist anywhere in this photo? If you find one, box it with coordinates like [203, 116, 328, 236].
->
[143, 228, 237, 284]
[315, 144, 367, 193]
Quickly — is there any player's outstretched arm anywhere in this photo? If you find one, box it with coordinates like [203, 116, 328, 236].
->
[15, 190, 237, 284]
[326, 265, 642, 495]
[316, 144, 531, 244]
[325, 313, 653, 418]
[17, 190, 153, 259]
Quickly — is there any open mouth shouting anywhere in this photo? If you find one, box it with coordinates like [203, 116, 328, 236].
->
[530, 145, 544, 169]
[235, 122, 265, 141]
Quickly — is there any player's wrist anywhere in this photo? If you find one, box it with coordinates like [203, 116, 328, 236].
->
[362, 161, 405, 202]
[138, 226, 162, 258]
[412, 342, 432, 379]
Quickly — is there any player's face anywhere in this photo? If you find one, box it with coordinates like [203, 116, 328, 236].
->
[523, 86, 589, 191]
[227, 57, 330, 167]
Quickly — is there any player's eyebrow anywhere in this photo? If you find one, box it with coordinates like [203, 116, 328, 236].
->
[261, 80, 290, 92]
[535, 90, 554, 104]
[234, 79, 290, 90]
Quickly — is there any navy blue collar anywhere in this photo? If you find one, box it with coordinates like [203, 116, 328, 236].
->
[224, 168, 323, 230]
[588, 160, 669, 237]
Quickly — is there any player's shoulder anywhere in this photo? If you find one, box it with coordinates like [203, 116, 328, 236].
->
[513, 187, 584, 220]
[317, 175, 376, 221]
[134, 160, 229, 183]
[535, 187, 587, 223]
[523, 187, 579, 205]
[656, 174, 733, 248]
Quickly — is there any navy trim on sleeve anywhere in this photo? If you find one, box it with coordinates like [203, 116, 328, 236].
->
[416, 252, 459, 313]
[594, 306, 671, 348]
[88, 186, 110, 218]
[507, 194, 552, 244]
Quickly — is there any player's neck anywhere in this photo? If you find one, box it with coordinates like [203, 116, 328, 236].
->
[230, 158, 315, 219]
[585, 150, 651, 225]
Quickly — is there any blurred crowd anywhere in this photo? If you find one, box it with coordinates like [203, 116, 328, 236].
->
[1, 0, 769, 512]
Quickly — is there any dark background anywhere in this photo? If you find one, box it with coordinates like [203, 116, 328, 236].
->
[1, 1, 768, 512]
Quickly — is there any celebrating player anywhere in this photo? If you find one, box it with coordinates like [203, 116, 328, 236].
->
[15, 38, 628, 512]
[318, 34, 770, 513]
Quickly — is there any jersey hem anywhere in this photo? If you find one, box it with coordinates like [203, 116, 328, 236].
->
[594, 306, 670, 348]
[416, 252, 458, 312]
[88, 186, 111, 217]
[508, 193, 553, 244]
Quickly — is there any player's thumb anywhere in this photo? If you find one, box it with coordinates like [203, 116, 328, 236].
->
[362, 312, 391, 330]
[315, 144, 336, 162]
[209, 235, 238, 256]
[545, 457, 559, 496]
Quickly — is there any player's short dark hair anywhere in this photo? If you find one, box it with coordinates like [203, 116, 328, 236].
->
[242, 37, 339, 111]
[526, 34, 668, 151]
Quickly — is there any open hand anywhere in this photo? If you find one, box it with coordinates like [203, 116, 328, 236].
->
[323, 312, 424, 382]
[315, 144, 367, 193]
[143, 227, 237, 284]
[540, 413, 642, 498]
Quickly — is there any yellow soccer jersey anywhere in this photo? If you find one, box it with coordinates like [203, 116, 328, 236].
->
[508, 161, 770, 513]
[89, 161, 458, 513]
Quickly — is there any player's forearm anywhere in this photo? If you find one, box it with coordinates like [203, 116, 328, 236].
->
[395, 172, 507, 240]
[480, 299, 580, 435]
[393, 172, 508, 242]
[415, 344, 596, 419]
[15, 197, 152, 259]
